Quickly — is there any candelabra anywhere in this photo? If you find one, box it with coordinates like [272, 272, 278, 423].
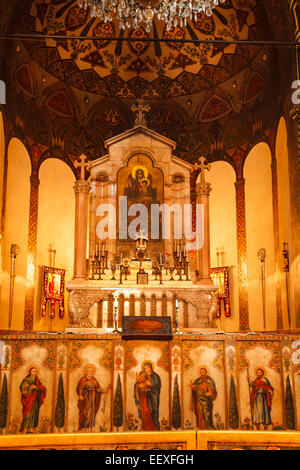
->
[174, 299, 181, 334]
[89, 243, 108, 280]
[173, 242, 190, 281]
[110, 262, 117, 281]
[113, 298, 120, 334]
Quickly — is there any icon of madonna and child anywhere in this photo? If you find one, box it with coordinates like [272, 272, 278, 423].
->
[124, 164, 159, 209]
[134, 361, 161, 431]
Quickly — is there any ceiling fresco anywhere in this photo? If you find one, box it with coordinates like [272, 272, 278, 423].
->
[0, 0, 294, 171]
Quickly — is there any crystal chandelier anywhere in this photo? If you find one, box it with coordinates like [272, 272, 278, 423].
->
[78, 0, 225, 33]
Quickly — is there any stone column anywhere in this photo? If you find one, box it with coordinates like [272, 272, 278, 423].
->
[89, 179, 97, 258]
[73, 180, 90, 281]
[196, 181, 213, 285]
[24, 174, 40, 330]
[235, 178, 249, 331]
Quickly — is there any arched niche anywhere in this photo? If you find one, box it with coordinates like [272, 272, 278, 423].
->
[0, 137, 31, 329]
[276, 116, 293, 328]
[0, 112, 5, 290]
[244, 142, 276, 331]
[34, 158, 75, 332]
[0, 112, 5, 230]
[203, 161, 239, 332]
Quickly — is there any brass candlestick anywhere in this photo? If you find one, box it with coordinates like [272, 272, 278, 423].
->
[113, 303, 120, 334]
[9, 244, 20, 329]
[282, 242, 291, 328]
[257, 248, 266, 331]
[174, 302, 181, 334]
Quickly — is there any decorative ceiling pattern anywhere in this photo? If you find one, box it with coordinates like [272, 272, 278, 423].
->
[0, 0, 293, 169]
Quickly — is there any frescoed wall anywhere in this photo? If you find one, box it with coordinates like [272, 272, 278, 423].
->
[0, 333, 299, 435]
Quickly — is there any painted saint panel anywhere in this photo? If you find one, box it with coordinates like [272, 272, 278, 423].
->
[182, 341, 225, 430]
[125, 340, 169, 431]
[67, 341, 113, 433]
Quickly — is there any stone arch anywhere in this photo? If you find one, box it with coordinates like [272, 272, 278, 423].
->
[244, 142, 276, 331]
[34, 158, 75, 331]
[199, 160, 239, 332]
[0, 137, 31, 329]
[276, 116, 294, 328]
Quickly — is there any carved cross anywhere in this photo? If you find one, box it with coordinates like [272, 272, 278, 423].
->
[74, 154, 91, 180]
[131, 99, 151, 127]
[192, 156, 211, 184]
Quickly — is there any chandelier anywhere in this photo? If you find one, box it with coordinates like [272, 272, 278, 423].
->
[78, 0, 225, 33]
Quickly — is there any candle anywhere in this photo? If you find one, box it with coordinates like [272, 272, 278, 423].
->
[160, 253, 162, 265]
[121, 253, 123, 264]
[114, 297, 118, 308]
[93, 249, 95, 259]
[175, 299, 179, 308]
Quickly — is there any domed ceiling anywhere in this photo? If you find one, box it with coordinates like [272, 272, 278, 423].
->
[0, 0, 293, 170]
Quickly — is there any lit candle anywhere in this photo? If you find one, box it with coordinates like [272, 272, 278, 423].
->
[175, 299, 179, 308]
[114, 297, 118, 308]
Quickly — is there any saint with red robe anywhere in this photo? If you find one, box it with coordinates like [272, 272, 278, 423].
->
[134, 371, 155, 430]
[20, 366, 46, 433]
[249, 367, 274, 430]
[76, 364, 110, 432]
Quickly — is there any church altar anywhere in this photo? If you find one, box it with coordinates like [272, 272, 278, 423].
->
[66, 112, 218, 332]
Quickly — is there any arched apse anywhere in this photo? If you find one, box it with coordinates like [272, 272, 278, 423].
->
[0, 112, 5, 227]
[34, 158, 75, 331]
[204, 161, 239, 332]
[0, 137, 31, 329]
[0, 112, 5, 301]
[276, 116, 293, 329]
[244, 142, 277, 331]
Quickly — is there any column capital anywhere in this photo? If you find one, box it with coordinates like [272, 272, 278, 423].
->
[196, 181, 212, 196]
[235, 178, 245, 188]
[74, 180, 90, 195]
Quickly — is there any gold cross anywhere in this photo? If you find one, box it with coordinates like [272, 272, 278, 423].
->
[131, 99, 151, 127]
[192, 156, 211, 184]
[74, 154, 91, 181]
